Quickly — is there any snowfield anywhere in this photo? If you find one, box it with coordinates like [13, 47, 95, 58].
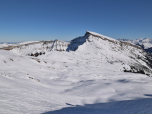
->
[1, 31, 152, 114]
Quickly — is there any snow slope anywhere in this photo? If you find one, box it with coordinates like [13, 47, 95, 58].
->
[1, 50, 152, 114]
[1, 31, 152, 113]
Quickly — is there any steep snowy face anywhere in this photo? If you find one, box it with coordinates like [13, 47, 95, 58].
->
[67, 31, 152, 76]
[10, 40, 69, 56]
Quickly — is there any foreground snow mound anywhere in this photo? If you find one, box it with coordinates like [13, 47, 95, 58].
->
[67, 31, 152, 76]
[10, 40, 69, 56]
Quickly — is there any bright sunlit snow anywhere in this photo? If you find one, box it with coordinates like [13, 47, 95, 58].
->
[1, 31, 152, 114]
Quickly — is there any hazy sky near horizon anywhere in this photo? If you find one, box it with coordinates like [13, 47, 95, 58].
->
[0, 0, 152, 42]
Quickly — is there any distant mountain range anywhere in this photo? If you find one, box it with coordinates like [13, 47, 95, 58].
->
[118, 38, 152, 53]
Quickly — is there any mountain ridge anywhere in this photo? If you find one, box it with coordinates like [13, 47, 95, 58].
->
[1, 31, 152, 76]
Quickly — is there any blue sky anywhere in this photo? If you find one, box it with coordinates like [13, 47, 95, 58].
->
[0, 0, 152, 42]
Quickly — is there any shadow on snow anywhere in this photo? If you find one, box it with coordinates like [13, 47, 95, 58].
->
[42, 97, 152, 114]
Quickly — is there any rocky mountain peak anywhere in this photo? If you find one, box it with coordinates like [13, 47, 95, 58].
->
[67, 31, 152, 76]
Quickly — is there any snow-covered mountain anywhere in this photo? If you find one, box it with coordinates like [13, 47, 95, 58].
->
[118, 38, 152, 51]
[118, 38, 152, 54]
[67, 31, 152, 76]
[1, 31, 152, 76]
[1, 31, 152, 113]
[0, 43, 10, 48]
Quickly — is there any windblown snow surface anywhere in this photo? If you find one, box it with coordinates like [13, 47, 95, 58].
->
[1, 31, 152, 114]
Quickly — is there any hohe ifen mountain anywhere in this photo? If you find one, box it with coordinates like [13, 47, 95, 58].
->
[1, 31, 152, 76]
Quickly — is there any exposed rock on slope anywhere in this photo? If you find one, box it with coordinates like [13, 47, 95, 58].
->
[67, 31, 152, 76]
